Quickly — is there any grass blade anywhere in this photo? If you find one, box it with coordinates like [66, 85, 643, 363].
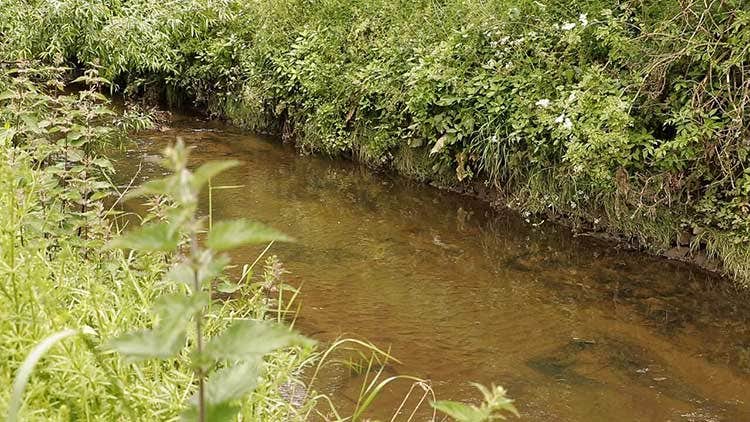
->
[8, 329, 78, 422]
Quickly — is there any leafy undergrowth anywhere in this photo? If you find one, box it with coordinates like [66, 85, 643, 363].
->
[0, 66, 318, 421]
[0, 65, 517, 421]
[2, 0, 747, 285]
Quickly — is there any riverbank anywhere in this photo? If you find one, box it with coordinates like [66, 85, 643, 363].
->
[2, 0, 747, 285]
[0, 65, 319, 420]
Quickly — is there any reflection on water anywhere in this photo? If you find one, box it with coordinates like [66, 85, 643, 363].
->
[115, 116, 750, 421]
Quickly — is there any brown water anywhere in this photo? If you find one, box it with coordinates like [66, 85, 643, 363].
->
[116, 116, 750, 421]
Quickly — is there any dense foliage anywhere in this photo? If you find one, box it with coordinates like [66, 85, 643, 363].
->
[1, 0, 748, 284]
[0, 65, 320, 420]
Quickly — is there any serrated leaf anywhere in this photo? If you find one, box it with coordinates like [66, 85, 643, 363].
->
[191, 160, 239, 190]
[203, 320, 310, 361]
[206, 219, 292, 252]
[205, 360, 262, 404]
[216, 282, 242, 294]
[125, 176, 175, 199]
[107, 293, 208, 361]
[165, 254, 230, 288]
[431, 401, 486, 422]
[108, 222, 179, 251]
[180, 402, 239, 422]
[165, 262, 194, 286]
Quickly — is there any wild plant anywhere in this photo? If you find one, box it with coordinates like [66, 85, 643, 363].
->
[106, 139, 311, 421]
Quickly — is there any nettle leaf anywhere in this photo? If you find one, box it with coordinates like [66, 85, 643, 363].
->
[180, 402, 239, 422]
[108, 293, 208, 361]
[203, 320, 310, 361]
[166, 254, 230, 288]
[431, 401, 487, 422]
[125, 176, 176, 199]
[181, 361, 262, 420]
[205, 360, 262, 405]
[191, 160, 239, 190]
[206, 219, 292, 252]
[165, 262, 194, 286]
[108, 222, 179, 251]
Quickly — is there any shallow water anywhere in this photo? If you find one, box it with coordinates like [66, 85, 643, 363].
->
[116, 116, 750, 421]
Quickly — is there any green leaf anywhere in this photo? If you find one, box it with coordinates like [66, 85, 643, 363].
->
[107, 293, 208, 361]
[8, 329, 79, 422]
[165, 254, 230, 288]
[165, 262, 194, 286]
[108, 222, 179, 251]
[203, 320, 310, 361]
[180, 402, 240, 422]
[207, 219, 292, 252]
[432, 401, 487, 422]
[206, 360, 262, 404]
[125, 176, 175, 199]
[191, 160, 239, 190]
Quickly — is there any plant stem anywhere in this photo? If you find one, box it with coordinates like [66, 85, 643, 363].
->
[190, 229, 206, 422]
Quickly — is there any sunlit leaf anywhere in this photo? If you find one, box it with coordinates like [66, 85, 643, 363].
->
[432, 401, 487, 422]
[108, 222, 179, 251]
[125, 176, 175, 199]
[203, 320, 310, 361]
[180, 402, 240, 422]
[165, 254, 230, 288]
[107, 293, 208, 361]
[206, 219, 292, 252]
[191, 160, 239, 190]
[205, 360, 262, 404]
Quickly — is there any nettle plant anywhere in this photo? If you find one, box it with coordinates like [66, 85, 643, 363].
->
[108, 140, 310, 421]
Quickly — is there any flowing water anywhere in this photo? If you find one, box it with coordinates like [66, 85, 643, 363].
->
[116, 116, 750, 421]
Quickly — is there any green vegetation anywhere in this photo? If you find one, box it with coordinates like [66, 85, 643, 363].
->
[0, 64, 517, 420]
[2, 0, 749, 284]
[2, 0, 748, 284]
[0, 64, 317, 421]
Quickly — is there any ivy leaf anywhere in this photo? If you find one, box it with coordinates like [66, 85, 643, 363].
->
[107, 293, 208, 361]
[206, 219, 292, 252]
[203, 320, 311, 361]
[108, 222, 179, 251]
[191, 160, 239, 190]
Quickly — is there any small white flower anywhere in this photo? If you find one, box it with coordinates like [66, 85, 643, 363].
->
[567, 92, 577, 102]
[579, 14, 588, 27]
[563, 118, 573, 130]
[562, 22, 576, 31]
[536, 98, 551, 108]
[555, 113, 565, 124]
[490, 134, 499, 143]
[570, 201, 577, 209]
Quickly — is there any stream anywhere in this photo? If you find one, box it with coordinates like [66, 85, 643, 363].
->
[116, 115, 750, 421]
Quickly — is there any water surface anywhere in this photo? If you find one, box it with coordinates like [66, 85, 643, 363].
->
[116, 116, 750, 421]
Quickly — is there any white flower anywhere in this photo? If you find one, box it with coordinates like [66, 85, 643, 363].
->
[563, 118, 573, 130]
[555, 113, 565, 124]
[536, 98, 551, 108]
[579, 14, 588, 27]
[561, 22, 576, 31]
[567, 92, 577, 102]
